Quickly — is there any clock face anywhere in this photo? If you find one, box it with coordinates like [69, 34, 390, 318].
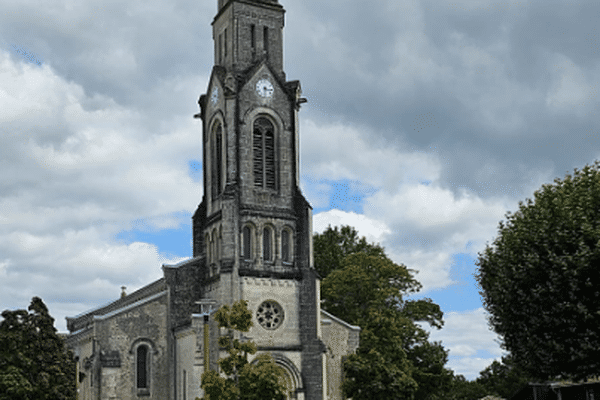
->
[211, 87, 219, 105]
[256, 79, 274, 98]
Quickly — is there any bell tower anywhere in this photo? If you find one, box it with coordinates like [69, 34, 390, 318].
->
[192, 1, 324, 399]
[213, 0, 285, 78]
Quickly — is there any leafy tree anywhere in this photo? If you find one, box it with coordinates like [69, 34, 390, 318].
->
[313, 225, 385, 279]
[475, 355, 533, 399]
[0, 297, 76, 400]
[444, 374, 487, 400]
[198, 300, 289, 400]
[476, 162, 600, 381]
[316, 226, 451, 399]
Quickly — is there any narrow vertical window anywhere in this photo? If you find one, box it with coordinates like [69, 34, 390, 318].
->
[263, 26, 269, 54]
[281, 229, 290, 263]
[224, 28, 228, 58]
[263, 227, 272, 262]
[212, 230, 217, 264]
[206, 234, 211, 263]
[253, 126, 263, 187]
[212, 124, 223, 197]
[253, 117, 276, 189]
[183, 370, 187, 400]
[218, 33, 223, 64]
[264, 130, 275, 189]
[137, 345, 148, 389]
[243, 226, 252, 260]
[250, 24, 256, 51]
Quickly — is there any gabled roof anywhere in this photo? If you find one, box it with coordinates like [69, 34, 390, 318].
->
[320, 309, 361, 331]
[66, 278, 166, 332]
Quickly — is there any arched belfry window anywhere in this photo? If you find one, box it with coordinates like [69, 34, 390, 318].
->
[212, 123, 223, 198]
[253, 117, 276, 189]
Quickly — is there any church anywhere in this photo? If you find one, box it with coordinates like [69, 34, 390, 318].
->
[65, 1, 360, 399]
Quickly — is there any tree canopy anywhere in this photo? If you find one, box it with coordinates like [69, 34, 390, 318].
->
[315, 226, 451, 399]
[0, 297, 76, 400]
[476, 161, 600, 381]
[313, 225, 386, 280]
[199, 300, 289, 400]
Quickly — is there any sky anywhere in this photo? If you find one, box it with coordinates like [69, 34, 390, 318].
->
[1, 0, 599, 381]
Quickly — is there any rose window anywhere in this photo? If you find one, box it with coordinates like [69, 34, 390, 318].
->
[256, 300, 284, 330]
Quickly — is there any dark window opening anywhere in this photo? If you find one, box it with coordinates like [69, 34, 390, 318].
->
[212, 124, 223, 197]
[218, 33, 222, 64]
[183, 370, 187, 400]
[263, 26, 269, 54]
[250, 24, 256, 50]
[137, 345, 148, 389]
[224, 28, 228, 58]
[282, 230, 290, 263]
[263, 228, 272, 262]
[243, 226, 252, 260]
[253, 117, 276, 189]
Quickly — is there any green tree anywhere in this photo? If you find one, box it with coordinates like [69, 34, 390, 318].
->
[475, 355, 533, 399]
[444, 374, 487, 400]
[198, 300, 289, 400]
[316, 226, 451, 399]
[0, 297, 76, 400]
[314, 225, 385, 279]
[476, 161, 600, 381]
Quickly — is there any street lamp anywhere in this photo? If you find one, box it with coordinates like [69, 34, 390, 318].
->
[196, 300, 217, 371]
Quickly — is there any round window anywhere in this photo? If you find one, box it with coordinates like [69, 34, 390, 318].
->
[256, 300, 284, 330]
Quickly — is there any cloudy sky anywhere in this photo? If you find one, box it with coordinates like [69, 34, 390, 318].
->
[1, 0, 599, 380]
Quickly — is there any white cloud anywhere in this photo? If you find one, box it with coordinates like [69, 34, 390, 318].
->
[545, 53, 597, 117]
[426, 308, 505, 379]
[301, 118, 441, 192]
[313, 209, 391, 246]
[0, 47, 200, 331]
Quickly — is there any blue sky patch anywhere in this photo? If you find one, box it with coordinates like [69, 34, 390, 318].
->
[7, 43, 43, 66]
[312, 178, 376, 214]
[116, 214, 193, 259]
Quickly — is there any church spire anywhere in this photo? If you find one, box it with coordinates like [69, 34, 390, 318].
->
[213, 0, 285, 76]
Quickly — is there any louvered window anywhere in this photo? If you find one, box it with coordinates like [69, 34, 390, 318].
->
[212, 124, 223, 197]
[253, 117, 276, 189]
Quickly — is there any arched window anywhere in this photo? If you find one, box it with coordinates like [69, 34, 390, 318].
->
[263, 227, 273, 262]
[242, 225, 252, 261]
[281, 229, 292, 263]
[136, 345, 149, 390]
[253, 117, 276, 189]
[212, 123, 223, 198]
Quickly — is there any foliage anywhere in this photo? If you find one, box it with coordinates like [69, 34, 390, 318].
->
[313, 225, 385, 279]
[444, 374, 487, 400]
[475, 355, 533, 399]
[476, 161, 600, 381]
[198, 300, 289, 400]
[316, 226, 451, 399]
[0, 297, 76, 400]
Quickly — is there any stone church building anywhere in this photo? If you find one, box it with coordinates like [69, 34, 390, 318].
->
[65, 0, 360, 399]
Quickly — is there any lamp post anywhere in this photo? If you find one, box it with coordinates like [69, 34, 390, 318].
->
[196, 301, 217, 372]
